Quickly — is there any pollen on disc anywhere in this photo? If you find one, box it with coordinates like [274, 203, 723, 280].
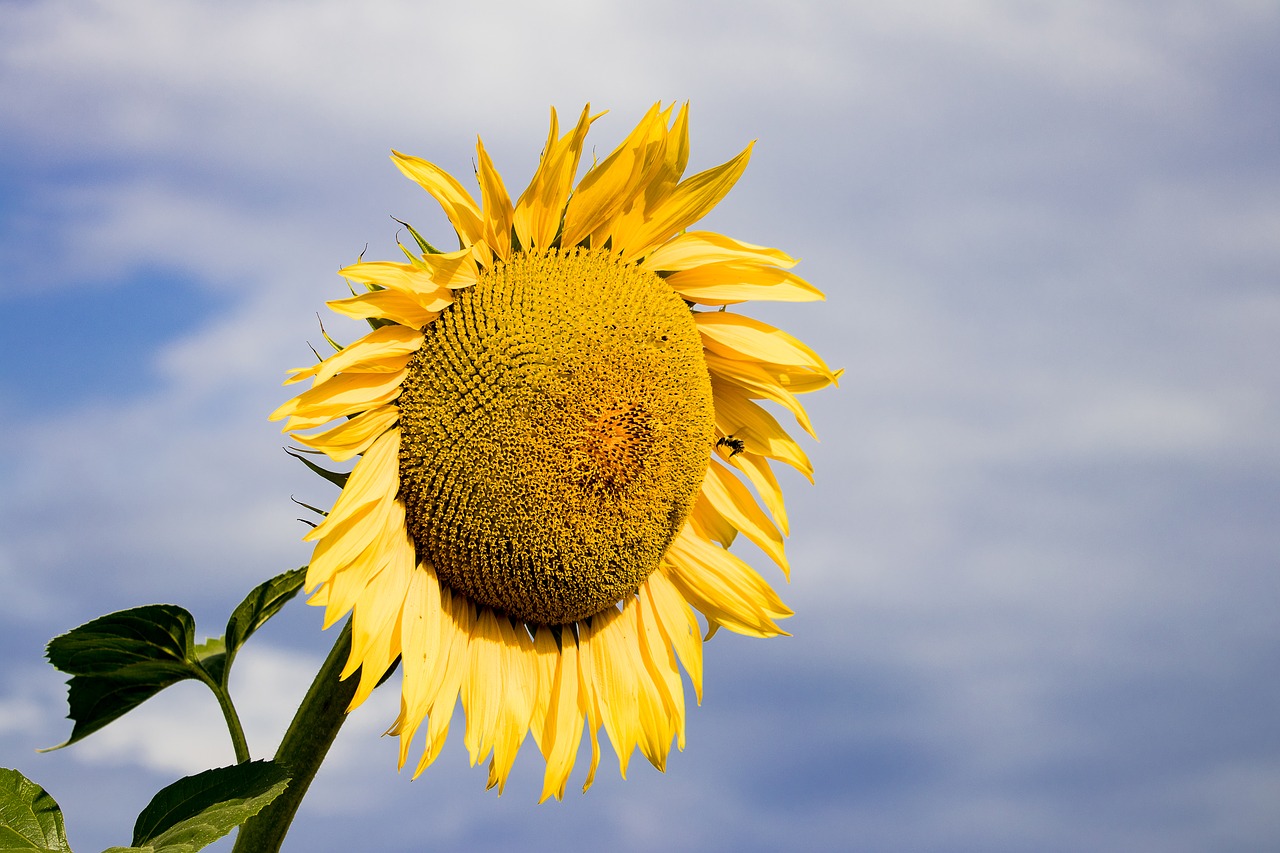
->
[396, 248, 715, 625]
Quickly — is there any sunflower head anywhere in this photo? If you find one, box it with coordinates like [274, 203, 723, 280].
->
[397, 247, 715, 625]
[271, 103, 835, 800]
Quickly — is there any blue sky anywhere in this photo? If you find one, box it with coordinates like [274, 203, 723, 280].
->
[2, 1, 1278, 851]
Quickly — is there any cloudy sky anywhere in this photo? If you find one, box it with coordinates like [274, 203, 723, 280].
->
[2, 1, 1278, 850]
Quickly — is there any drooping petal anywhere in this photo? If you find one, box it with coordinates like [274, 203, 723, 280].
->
[461, 609, 506, 768]
[700, 458, 789, 578]
[392, 562, 449, 768]
[575, 618, 605, 793]
[630, 611, 676, 771]
[306, 485, 401, 598]
[663, 526, 793, 639]
[303, 429, 401, 542]
[644, 571, 703, 704]
[344, 527, 414, 708]
[411, 586, 474, 779]
[484, 617, 538, 794]
[537, 630, 584, 802]
[584, 605, 641, 777]
[722, 446, 790, 537]
[632, 585, 687, 750]
[712, 378, 814, 481]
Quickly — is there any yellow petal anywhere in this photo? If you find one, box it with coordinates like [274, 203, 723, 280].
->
[627, 597, 676, 772]
[412, 247, 481, 290]
[632, 585, 686, 751]
[575, 618, 604, 792]
[338, 260, 456, 302]
[461, 609, 505, 767]
[666, 262, 824, 306]
[688, 490, 738, 548]
[696, 310, 835, 381]
[344, 528, 413, 709]
[271, 370, 406, 432]
[641, 230, 797, 272]
[644, 571, 703, 704]
[528, 628, 556, 754]
[325, 290, 445, 329]
[723, 447, 789, 537]
[712, 378, 813, 481]
[303, 429, 400, 542]
[700, 458, 789, 579]
[475, 138, 513, 261]
[587, 104, 676, 249]
[538, 630, 584, 802]
[291, 404, 399, 463]
[391, 150, 484, 248]
[305, 487, 399, 597]
[393, 563, 448, 768]
[480, 616, 537, 794]
[513, 105, 593, 250]
[559, 105, 663, 247]
[750, 363, 843, 396]
[663, 526, 793, 638]
[662, 102, 691, 195]
[705, 351, 817, 439]
[618, 142, 754, 263]
[585, 605, 640, 778]
[412, 586, 473, 779]
[286, 325, 424, 388]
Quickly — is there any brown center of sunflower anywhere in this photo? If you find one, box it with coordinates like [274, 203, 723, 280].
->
[396, 248, 715, 625]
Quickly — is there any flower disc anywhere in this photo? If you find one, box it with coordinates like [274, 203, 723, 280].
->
[397, 248, 715, 624]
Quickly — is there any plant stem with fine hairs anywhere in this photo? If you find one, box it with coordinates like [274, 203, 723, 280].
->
[231, 619, 357, 853]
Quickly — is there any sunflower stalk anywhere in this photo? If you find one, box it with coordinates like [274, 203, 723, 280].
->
[231, 619, 358, 853]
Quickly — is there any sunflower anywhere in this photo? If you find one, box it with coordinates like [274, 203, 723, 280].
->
[270, 103, 835, 800]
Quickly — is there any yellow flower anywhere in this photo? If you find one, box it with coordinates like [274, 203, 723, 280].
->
[270, 103, 835, 800]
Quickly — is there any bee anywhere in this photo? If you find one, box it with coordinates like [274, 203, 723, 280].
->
[715, 435, 745, 457]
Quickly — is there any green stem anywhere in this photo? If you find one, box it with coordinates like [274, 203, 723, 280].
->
[201, 673, 251, 765]
[231, 619, 357, 853]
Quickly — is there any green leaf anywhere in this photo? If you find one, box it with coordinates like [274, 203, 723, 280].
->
[46, 605, 195, 676]
[0, 768, 72, 853]
[391, 216, 442, 255]
[284, 447, 349, 488]
[42, 606, 205, 750]
[212, 568, 306, 688]
[191, 638, 227, 692]
[125, 762, 289, 853]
